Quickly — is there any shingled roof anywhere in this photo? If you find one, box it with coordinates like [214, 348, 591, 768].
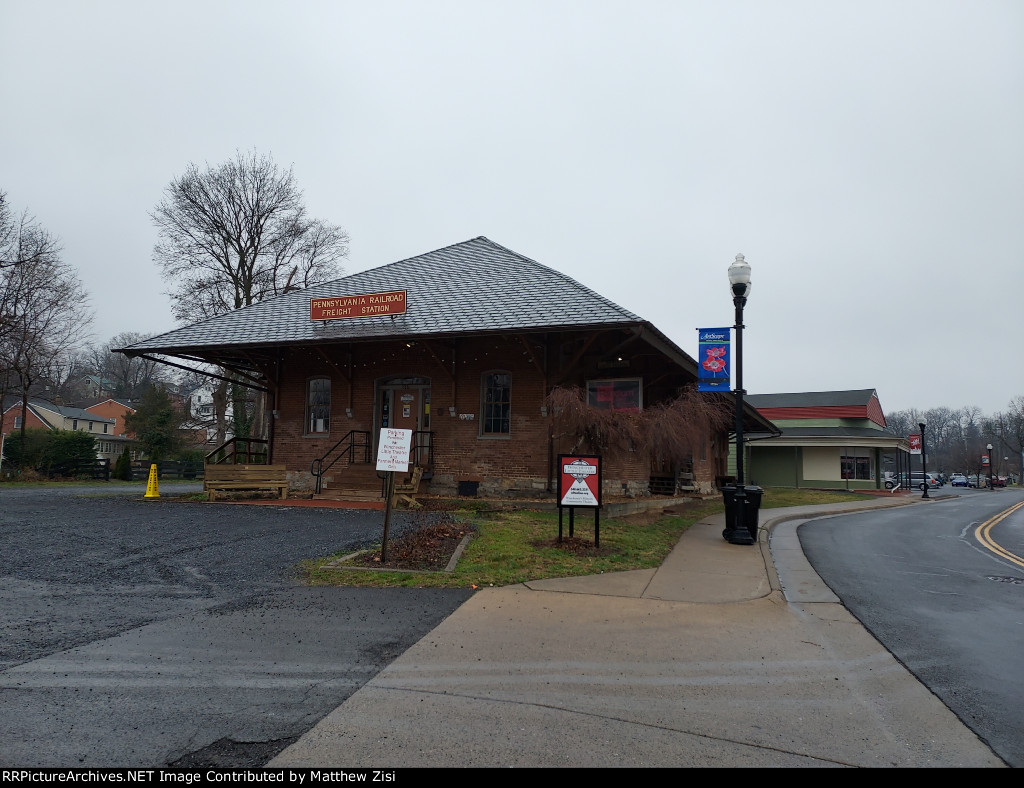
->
[122, 237, 656, 355]
[746, 390, 878, 409]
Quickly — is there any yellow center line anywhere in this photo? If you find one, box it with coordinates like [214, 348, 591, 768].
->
[974, 500, 1024, 570]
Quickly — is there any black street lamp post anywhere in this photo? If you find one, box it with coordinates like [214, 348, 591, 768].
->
[987, 443, 994, 491]
[725, 253, 755, 545]
[919, 421, 930, 499]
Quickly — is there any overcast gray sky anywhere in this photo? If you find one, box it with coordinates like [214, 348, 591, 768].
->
[2, 0, 1021, 416]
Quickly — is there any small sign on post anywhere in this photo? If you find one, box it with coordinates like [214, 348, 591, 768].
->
[556, 454, 602, 547]
[376, 428, 413, 473]
[376, 429, 413, 561]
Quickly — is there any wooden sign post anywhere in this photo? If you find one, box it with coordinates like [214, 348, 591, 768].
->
[376, 428, 413, 561]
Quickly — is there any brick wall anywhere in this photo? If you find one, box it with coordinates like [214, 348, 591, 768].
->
[269, 336, 721, 498]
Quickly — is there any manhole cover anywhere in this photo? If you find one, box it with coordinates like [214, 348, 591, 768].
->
[986, 575, 1024, 585]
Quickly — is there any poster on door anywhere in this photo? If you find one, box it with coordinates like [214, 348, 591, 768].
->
[557, 455, 602, 508]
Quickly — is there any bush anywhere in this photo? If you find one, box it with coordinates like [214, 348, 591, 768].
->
[41, 431, 96, 473]
[113, 450, 133, 481]
[3, 429, 95, 474]
[2, 429, 50, 470]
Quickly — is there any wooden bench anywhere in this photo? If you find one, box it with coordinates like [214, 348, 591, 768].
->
[204, 464, 289, 501]
[392, 466, 424, 508]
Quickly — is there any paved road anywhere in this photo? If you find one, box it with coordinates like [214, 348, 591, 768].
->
[0, 484, 473, 768]
[799, 488, 1024, 767]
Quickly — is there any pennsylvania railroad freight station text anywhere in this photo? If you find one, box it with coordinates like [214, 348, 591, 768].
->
[311, 291, 406, 319]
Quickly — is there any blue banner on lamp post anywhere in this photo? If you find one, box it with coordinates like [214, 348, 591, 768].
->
[697, 327, 731, 392]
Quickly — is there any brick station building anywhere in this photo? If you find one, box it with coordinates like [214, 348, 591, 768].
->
[118, 237, 774, 500]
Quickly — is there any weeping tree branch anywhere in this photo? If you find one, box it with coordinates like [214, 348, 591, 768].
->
[545, 384, 731, 465]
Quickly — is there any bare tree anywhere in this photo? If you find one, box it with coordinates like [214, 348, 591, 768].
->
[883, 409, 920, 439]
[41, 348, 91, 404]
[0, 234, 94, 441]
[150, 150, 349, 440]
[0, 191, 62, 271]
[151, 149, 348, 323]
[87, 331, 171, 400]
[997, 397, 1024, 481]
[1, 192, 64, 360]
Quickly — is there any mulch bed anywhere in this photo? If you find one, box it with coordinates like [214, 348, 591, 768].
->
[530, 536, 614, 557]
[349, 520, 475, 571]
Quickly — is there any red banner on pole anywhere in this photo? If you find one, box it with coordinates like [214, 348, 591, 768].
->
[909, 434, 922, 455]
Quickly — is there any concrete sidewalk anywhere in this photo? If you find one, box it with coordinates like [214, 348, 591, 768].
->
[268, 498, 1006, 768]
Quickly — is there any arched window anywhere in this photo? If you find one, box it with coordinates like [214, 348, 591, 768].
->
[306, 377, 331, 434]
[481, 372, 511, 435]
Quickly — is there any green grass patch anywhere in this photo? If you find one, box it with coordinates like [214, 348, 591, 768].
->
[301, 499, 724, 589]
[299, 487, 879, 589]
[757, 487, 876, 508]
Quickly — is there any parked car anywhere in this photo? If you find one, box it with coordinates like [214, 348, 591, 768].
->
[950, 474, 969, 487]
[898, 472, 942, 491]
[968, 475, 988, 488]
[914, 472, 941, 491]
[991, 476, 1007, 488]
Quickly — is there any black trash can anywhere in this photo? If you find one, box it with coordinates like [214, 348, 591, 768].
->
[742, 485, 764, 540]
[721, 485, 738, 540]
[720, 485, 764, 541]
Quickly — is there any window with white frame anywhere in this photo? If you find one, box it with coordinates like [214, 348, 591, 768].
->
[306, 377, 331, 434]
[481, 372, 511, 435]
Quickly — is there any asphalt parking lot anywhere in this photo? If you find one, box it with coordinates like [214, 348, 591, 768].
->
[0, 484, 473, 768]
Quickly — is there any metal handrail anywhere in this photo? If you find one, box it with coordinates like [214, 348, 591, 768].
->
[410, 430, 434, 468]
[310, 431, 372, 493]
[205, 437, 269, 465]
[377, 431, 434, 497]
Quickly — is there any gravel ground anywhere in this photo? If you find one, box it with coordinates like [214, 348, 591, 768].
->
[0, 483, 474, 767]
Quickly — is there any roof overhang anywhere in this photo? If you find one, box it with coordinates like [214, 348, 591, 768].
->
[116, 320, 706, 393]
[757, 435, 910, 450]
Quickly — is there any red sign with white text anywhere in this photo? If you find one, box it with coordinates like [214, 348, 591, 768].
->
[311, 290, 407, 321]
[908, 434, 922, 455]
[557, 455, 602, 508]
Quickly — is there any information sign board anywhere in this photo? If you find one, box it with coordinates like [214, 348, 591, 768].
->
[376, 428, 413, 472]
[557, 455, 602, 508]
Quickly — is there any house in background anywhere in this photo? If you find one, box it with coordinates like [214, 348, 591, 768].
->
[745, 389, 910, 491]
[181, 381, 233, 446]
[82, 375, 117, 399]
[0, 397, 128, 463]
[79, 398, 136, 438]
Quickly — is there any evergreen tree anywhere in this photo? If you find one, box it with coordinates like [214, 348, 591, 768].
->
[113, 449, 133, 481]
[123, 385, 183, 461]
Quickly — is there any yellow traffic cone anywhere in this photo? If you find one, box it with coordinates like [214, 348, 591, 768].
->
[144, 464, 159, 499]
